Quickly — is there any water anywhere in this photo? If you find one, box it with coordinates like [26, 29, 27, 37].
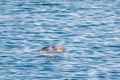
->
[0, 0, 120, 80]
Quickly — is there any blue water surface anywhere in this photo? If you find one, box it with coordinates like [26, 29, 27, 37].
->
[0, 0, 120, 80]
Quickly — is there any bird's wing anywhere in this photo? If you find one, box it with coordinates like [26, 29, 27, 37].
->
[38, 47, 47, 53]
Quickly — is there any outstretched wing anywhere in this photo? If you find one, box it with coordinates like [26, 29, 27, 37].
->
[53, 46, 64, 52]
[38, 47, 48, 53]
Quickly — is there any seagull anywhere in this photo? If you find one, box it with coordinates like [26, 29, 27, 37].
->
[38, 45, 64, 53]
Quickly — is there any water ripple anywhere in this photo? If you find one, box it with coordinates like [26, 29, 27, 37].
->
[0, 0, 120, 80]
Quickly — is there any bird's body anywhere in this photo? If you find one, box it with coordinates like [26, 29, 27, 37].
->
[38, 45, 64, 53]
